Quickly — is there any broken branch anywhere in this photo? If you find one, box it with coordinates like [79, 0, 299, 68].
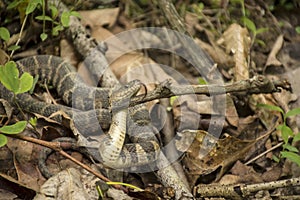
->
[130, 75, 290, 106]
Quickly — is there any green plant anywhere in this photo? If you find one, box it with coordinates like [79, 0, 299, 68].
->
[258, 104, 300, 167]
[190, 2, 204, 19]
[0, 61, 33, 94]
[242, 17, 268, 47]
[230, 0, 268, 47]
[0, 26, 20, 52]
[7, 0, 80, 41]
[96, 181, 143, 199]
[295, 26, 300, 34]
[0, 122, 27, 147]
[268, 0, 297, 11]
[0, 61, 34, 147]
[0, 0, 80, 146]
[0, 27, 10, 42]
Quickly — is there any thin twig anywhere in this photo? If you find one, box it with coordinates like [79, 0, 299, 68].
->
[7, 134, 125, 190]
[10, 14, 28, 58]
[245, 142, 284, 165]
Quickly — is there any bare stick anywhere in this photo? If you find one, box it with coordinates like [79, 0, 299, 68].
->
[194, 177, 300, 198]
[130, 75, 290, 107]
[245, 142, 284, 165]
[7, 134, 120, 187]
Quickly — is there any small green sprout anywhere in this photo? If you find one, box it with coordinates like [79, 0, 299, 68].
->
[258, 104, 300, 167]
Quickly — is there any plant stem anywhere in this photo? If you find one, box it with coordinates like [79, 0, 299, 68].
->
[42, 0, 46, 35]
[13, 94, 27, 120]
[9, 14, 28, 58]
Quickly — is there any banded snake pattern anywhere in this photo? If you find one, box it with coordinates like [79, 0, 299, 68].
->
[0, 55, 160, 177]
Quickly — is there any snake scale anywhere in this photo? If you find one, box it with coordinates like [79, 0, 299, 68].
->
[0, 55, 160, 175]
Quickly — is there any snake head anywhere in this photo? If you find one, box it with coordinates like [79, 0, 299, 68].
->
[110, 80, 142, 111]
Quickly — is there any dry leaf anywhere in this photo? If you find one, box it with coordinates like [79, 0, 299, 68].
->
[0, 189, 19, 200]
[176, 130, 256, 182]
[127, 190, 160, 200]
[60, 39, 79, 68]
[6, 139, 44, 191]
[195, 38, 234, 70]
[225, 94, 239, 127]
[230, 161, 263, 183]
[0, 49, 9, 65]
[249, 93, 283, 129]
[194, 24, 234, 69]
[107, 188, 134, 200]
[14, 161, 41, 191]
[265, 35, 284, 68]
[0, 99, 13, 120]
[79, 8, 120, 28]
[184, 12, 199, 35]
[173, 101, 200, 131]
[219, 23, 251, 81]
[34, 168, 91, 200]
[218, 174, 241, 185]
[0, 173, 36, 199]
[261, 165, 282, 182]
[237, 115, 258, 133]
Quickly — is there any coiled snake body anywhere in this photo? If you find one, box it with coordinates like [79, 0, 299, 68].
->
[0, 55, 160, 175]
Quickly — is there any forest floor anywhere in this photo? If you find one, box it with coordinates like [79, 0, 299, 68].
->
[1, 0, 300, 199]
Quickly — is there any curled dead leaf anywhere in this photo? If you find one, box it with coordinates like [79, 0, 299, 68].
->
[176, 130, 255, 183]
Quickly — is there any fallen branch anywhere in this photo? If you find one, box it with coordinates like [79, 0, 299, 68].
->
[194, 177, 300, 199]
[130, 75, 291, 107]
[7, 134, 119, 187]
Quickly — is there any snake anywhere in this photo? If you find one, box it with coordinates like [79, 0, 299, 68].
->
[0, 55, 160, 177]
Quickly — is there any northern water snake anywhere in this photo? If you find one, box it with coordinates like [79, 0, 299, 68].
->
[0, 55, 160, 175]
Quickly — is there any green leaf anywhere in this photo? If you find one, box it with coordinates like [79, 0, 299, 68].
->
[281, 125, 293, 144]
[29, 75, 39, 94]
[0, 134, 8, 147]
[198, 2, 204, 10]
[242, 17, 256, 33]
[0, 27, 10, 41]
[7, 0, 23, 9]
[283, 143, 299, 153]
[49, 5, 58, 18]
[70, 11, 81, 18]
[276, 124, 283, 131]
[40, 33, 48, 41]
[198, 77, 207, 85]
[285, 107, 300, 118]
[61, 12, 71, 27]
[296, 26, 300, 34]
[0, 61, 33, 94]
[35, 15, 53, 21]
[8, 45, 21, 51]
[255, 39, 266, 47]
[293, 132, 300, 144]
[0, 121, 27, 134]
[281, 151, 300, 167]
[26, 0, 42, 15]
[169, 96, 178, 106]
[257, 104, 284, 113]
[0, 61, 20, 92]
[29, 117, 37, 127]
[272, 155, 280, 163]
[52, 25, 64, 36]
[256, 27, 269, 34]
[17, 72, 33, 94]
